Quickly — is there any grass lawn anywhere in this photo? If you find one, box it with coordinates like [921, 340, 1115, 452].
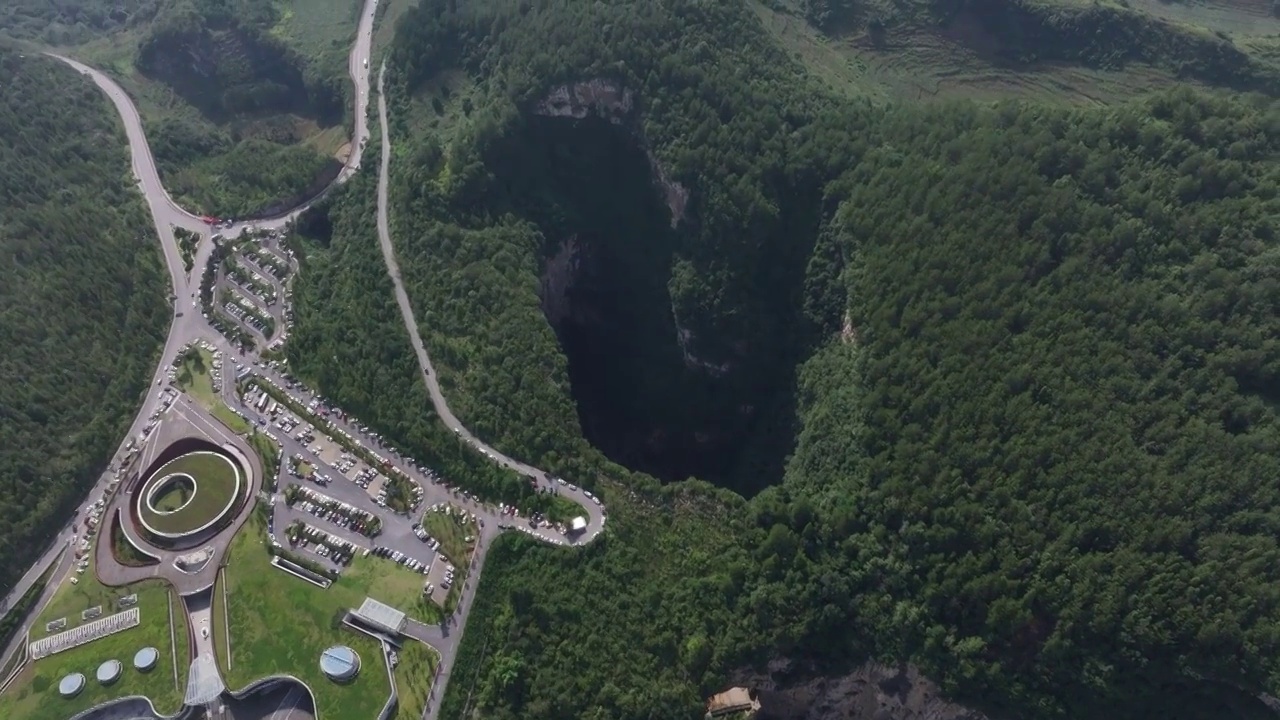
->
[217, 513, 436, 719]
[394, 638, 438, 720]
[274, 0, 363, 67]
[140, 452, 242, 534]
[177, 348, 252, 435]
[421, 508, 475, 568]
[36, 552, 127, 630]
[176, 349, 217, 408]
[342, 554, 437, 623]
[212, 403, 253, 435]
[0, 566, 189, 720]
[152, 476, 195, 512]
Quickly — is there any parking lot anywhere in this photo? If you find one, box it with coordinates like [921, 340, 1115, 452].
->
[205, 229, 296, 349]
[240, 393, 441, 584]
[212, 358, 599, 612]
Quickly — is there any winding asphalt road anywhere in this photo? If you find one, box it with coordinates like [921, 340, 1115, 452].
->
[1, 0, 383, 622]
[374, 67, 607, 531]
[3, 1, 605, 716]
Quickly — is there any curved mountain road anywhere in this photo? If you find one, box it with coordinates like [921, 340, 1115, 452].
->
[4, 4, 606, 716]
[373, 66, 607, 537]
[3, 0, 383, 667]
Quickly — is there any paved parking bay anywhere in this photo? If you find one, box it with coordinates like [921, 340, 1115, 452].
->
[216, 362, 606, 613]
[265, 438, 438, 577]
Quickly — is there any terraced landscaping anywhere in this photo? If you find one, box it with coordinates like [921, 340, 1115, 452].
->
[138, 452, 242, 536]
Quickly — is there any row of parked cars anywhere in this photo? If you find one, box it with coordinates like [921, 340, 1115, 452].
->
[368, 545, 430, 575]
[223, 293, 271, 335]
[294, 524, 358, 567]
[410, 521, 443, 552]
[291, 485, 381, 538]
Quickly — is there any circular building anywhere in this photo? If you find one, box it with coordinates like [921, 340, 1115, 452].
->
[134, 646, 159, 672]
[96, 659, 123, 685]
[131, 440, 248, 549]
[319, 645, 360, 683]
[58, 673, 85, 698]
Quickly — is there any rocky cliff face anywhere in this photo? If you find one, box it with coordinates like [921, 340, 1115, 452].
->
[739, 660, 993, 720]
[675, 312, 731, 376]
[539, 234, 582, 326]
[533, 79, 689, 229]
[534, 79, 635, 123]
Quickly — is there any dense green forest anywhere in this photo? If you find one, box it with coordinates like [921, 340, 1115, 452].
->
[294, 0, 1280, 718]
[0, 50, 167, 594]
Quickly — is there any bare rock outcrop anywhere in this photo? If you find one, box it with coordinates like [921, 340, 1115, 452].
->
[539, 234, 582, 326]
[534, 79, 634, 123]
[677, 322, 731, 377]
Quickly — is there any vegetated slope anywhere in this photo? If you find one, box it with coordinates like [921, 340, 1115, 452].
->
[438, 482, 755, 720]
[308, 2, 1280, 720]
[761, 0, 1280, 104]
[0, 0, 152, 44]
[0, 0, 358, 218]
[385, 0, 846, 493]
[284, 155, 578, 517]
[767, 92, 1280, 720]
[0, 50, 168, 593]
[129, 0, 349, 216]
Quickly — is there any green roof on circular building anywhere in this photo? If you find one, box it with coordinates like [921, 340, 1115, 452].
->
[137, 450, 242, 538]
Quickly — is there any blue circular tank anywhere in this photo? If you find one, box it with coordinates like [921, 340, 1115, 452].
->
[58, 672, 86, 698]
[319, 645, 360, 682]
[134, 646, 159, 672]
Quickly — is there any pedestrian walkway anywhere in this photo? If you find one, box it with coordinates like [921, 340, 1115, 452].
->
[185, 653, 226, 706]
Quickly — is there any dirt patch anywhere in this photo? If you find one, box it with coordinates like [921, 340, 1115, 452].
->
[735, 660, 988, 720]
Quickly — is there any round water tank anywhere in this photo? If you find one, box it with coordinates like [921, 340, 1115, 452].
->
[319, 645, 360, 682]
[96, 659, 123, 685]
[134, 646, 159, 672]
[58, 673, 86, 698]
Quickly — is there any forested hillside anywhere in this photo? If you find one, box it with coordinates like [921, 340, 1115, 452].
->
[0, 50, 167, 593]
[0, 0, 152, 44]
[0, 0, 360, 217]
[313, 1, 1280, 718]
[129, 0, 350, 215]
[284, 143, 588, 516]
[764, 91, 1280, 720]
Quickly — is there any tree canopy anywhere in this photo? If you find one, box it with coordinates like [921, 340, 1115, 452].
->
[0, 49, 168, 593]
[339, 2, 1280, 718]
